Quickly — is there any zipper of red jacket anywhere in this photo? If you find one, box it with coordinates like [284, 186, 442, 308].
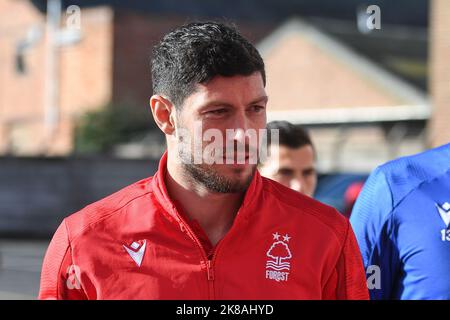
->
[202, 207, 247, 299]
[171, 205, 216, 299]
[170, 203, 247, 299]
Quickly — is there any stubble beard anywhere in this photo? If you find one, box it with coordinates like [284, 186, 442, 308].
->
[181, 160, 256, 193]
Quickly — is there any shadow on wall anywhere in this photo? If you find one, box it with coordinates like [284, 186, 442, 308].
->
[0, 157, 159, 238]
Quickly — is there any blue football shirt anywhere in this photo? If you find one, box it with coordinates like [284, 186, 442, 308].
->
[350, 143, 450, 299]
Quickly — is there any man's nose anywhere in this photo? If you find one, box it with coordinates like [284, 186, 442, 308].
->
[229, 112, 250, 144]
[290, 179, 303, 193]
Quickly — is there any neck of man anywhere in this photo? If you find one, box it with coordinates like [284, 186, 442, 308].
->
[165, 153, 245, 247]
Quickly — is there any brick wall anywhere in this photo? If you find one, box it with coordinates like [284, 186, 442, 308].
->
[0, 1, 114, 156]
[57, 6, 114, 155]
[264, 34, 404, 110]
[0, 0, 46, 154]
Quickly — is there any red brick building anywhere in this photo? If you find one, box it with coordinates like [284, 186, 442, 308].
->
[0, 0, 445, 171]
[260, 18, 430, 172]
[0, 0, 271, 155]
[0, 1, 114, 155]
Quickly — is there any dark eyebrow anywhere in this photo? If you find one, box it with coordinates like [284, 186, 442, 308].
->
[200, 95, 268, 110]
[197, 102, 230, 115]
[200, 101, 234, 109]
[248, 96, 268, 106]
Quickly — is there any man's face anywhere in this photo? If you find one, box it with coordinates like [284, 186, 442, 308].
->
[174, 72, 268, 193]
[260, 144, 317, 197]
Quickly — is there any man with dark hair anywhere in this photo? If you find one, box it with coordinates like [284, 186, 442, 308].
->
[39, 22, 368, 300]
[259, 121, 317, 197]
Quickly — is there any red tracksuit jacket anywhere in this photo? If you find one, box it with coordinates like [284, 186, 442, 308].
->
[39, 152, 369, 300]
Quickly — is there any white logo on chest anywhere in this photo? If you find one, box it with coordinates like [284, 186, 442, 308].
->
[436, 202, 450, 228]
[265, 232, 292, 282]
[437, 202, 450, 242]
[123, 240, 147, 267]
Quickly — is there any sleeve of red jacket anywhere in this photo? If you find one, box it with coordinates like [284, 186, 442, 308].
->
[38, 220, 88, 300]
[322, 221, 369, 300]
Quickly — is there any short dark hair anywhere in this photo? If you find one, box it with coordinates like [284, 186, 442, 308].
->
[266, 121, 314, 150]
[151, 21, 266, 108]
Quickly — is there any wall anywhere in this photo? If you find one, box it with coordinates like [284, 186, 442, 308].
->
[0, 157, 158, 237]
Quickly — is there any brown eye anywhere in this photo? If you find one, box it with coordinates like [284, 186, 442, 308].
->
[303, 169, 316, 177]
[250, 105, 264, 113]
[204, 108, 229, 118]
[206, 109, 228, 116]
[210, 109, 227, 115]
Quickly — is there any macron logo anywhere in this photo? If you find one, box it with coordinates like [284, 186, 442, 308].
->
[436, 202, 450, 228]
[123, 240, 147, 267]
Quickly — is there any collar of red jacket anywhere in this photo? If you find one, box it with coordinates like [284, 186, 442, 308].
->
[150, 150, 263, 224]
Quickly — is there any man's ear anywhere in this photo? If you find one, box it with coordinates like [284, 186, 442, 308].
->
[149, 95, 177, 135]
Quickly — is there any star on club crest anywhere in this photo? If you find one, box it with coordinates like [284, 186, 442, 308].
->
[273, 232, 291, 242]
